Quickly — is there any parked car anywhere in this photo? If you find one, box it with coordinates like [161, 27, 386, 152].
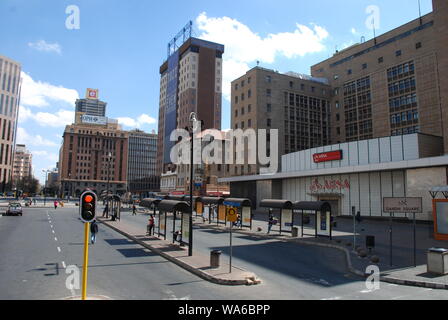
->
[5, 202, 23, 216]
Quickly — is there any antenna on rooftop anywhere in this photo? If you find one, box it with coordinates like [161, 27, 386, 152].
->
[418, 0, 423, 25]
[372, 17, 377, 45]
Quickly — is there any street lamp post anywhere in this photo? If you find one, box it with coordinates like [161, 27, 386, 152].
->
[188, 112, 198, 257]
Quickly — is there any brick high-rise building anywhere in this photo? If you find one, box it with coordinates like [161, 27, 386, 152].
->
[0, 55, 21, 191]
[58, 114, 129, 197]
[157, 37, 225, 181]
[231, 67, 332, 176]
[311, 0, 448, 150]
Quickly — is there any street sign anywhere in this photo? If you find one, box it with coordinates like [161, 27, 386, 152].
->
[227, 207, 238, 222]
[383, 197, 423, 213]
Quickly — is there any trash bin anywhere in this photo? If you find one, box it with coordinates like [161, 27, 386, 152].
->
[427, 248, 448, 275]
[210, 250, 222, 268]
[292, 227, 299, 238]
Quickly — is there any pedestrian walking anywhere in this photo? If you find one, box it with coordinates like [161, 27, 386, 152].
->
[33, 198, 37, 205]
[356, 211, 362, 223]
[90, 220, 99, 244]
[267, 210, 275, 234]
[54, 200, 58, 210]
[132, 204, 137, 216]
[102, 202, 109, 218]
[147, 215, 155, 236]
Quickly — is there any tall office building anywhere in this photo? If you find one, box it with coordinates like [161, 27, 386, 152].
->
[311, 0, 448, 150]
[127, 129, 159, 197]
[231, 67, 332, 176]
[58, 115, 129, 197]
[0, 55, 21, 191]
[12, 144, 32, 183]
[75, 88, 107, 117]
[157, 36, 225, 179]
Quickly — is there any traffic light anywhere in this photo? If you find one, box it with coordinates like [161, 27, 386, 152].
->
[80, 191, 96, 223]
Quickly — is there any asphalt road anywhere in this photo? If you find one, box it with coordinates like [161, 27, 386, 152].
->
[1, 206, 448, 300]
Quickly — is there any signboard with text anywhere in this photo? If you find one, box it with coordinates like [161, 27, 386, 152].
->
[383, 197, 423, 213]
[81, 115, 107, 126]
[313, 150, 343, 163]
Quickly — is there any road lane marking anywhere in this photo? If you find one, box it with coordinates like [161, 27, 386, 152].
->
[62, 261, 66, 269]
[52, 230, 55, 234]
[54, 237, 58, 241]
[57, 247, 61, 253]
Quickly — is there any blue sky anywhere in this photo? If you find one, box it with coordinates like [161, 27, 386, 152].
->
[0, 0, 433, 184]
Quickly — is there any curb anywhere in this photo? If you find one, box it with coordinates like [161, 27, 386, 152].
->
[379, 276, 448, 290]
[100, 220, 260, 286]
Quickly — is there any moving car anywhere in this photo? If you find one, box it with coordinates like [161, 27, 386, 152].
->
[5, 202, 23, 216]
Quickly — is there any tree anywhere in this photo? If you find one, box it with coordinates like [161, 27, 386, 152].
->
[15, 176, 40, 195]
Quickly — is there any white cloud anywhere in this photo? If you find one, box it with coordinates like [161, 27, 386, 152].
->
[32, 150, 59, 162]
[351, 28, 359, 35]
[117, 114, 156, 128]
[16, 127, 58, 147]
[34, 109, 75, 128]
[20, 72, 79, 108]
[196, 12, 329, 100]
[28, 40, 62, 55]
[18, 105, 33, 123]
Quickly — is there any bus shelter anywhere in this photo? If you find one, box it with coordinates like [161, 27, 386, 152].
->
[201, 197, 225, 224]
[157, 200, 192, 251]
[106, 195, 121, 221]
[167, 195, 203, 217]
[259, 199, 294, 235]
[223, 198, 252, 229]
[293, 201, 332, 239]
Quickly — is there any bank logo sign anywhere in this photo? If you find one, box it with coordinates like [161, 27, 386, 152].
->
[86, 88, 99, 100]
[313, 150, 343, 163]
[81, 115, 107, 125]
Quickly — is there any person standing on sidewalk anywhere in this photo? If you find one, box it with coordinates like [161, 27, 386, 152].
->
[90, 220, 99, 244]
[102, 202, 109, 218]
[147, 215, 155, 236]
[132, 204, 137, 216]
[54, 200, 58, 210]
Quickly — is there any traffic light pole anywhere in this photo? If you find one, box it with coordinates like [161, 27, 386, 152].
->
[82, 222, 90, 300]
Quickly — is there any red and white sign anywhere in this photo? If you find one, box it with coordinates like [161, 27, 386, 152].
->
[313, 150, 343, 163]
[86, 88, 99, 100]
[309, 178, 350, 193]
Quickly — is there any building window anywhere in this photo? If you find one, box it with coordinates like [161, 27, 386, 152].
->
[378, 57, 384, 63]
[267, 104, 272, 112]
[266, 75, 272, 83]
[416, 42, 422, 49]
[235, 109, 238, 117]
[347, 69, 352, 75]
[248, 104, 251, 113]
[267, 119, 271, 127]
[396, 50, 402, 57]
[248, 89, 251, 98]
[235, 96, 238, 103]
[362, 63, 367, 69]
[266, 89, 271, 97]
[336, 113, 340, 121]
[289, 81, 293, 88]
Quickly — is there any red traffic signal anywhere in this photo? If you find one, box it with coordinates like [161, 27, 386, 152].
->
[80, 191, 96, 223]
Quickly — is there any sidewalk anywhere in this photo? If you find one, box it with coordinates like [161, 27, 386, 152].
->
[98, 217, 261, 286]
[198, 211, 448, 290]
